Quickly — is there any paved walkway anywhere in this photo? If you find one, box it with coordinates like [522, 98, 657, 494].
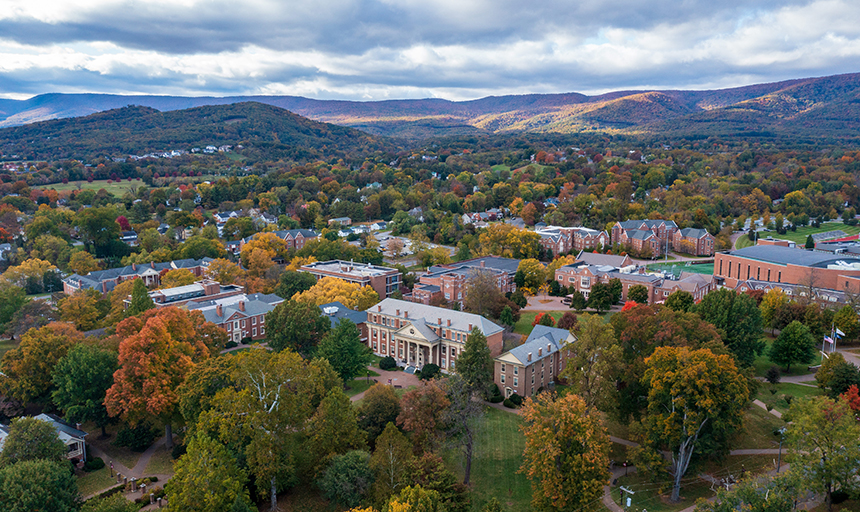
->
[349, 366, 422, 402]
[84, 433, 175, 500]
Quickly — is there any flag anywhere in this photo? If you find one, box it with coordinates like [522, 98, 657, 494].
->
[836, 328, 846, 337]
[824, 336, 834, 344]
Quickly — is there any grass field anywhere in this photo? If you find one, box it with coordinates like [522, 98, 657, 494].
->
[756, 382, 823, 414]
[77, 467, 117, 497]
[455, 407, 532, 512]
[81, 422, 144, 470]
[513, 311, 566, 335]
[0, 338, 16, 359]
[735, 235, 754, 249]
[733, 406, 785, 450]
[143, 447, 174, 475]
[752, 337, 822, 378]
[647, 262, 714, 276]
[40, 174, 222, 194]
[344, 370, 381, 397]
[737, 222, 860, 249]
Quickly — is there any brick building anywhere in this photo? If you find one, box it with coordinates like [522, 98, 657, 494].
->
[714, 245, 860, 294]
[611, 219, 678, 257]
[134, 279, 245, 308]
[494, 325, 575, 398]
[299, 260, 402, 299]
[319, 301, 369, 342]
[191, 293, 284, 343]
[673, 228, 716, 256]
[574, 250, 634, 269]
[63, 258, 213, 296]
[238, 229, 318, 253]
[536, 226, 610, 257]
[556, 263, 716, 305]
[365, 298, 504, 371]
[411, 256, 519, 305]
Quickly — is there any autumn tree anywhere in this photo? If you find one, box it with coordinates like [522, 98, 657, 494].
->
[462, 269, 506, 319]
[695, 472, 802, 512]
[205, 258, 245, 285]
[560, 313, 621, 412]
[0, 322, 82, 403]
[759, 288, 788, 334]
[52, 344, 118, 437]
[127, 278, 154, 316]
[695, 288, 764, 367]
[266, 299, 331, 356]
[556, 311, 577, 330]
[293, 276, 380, 310]
[455, 327, 493, 397]
[274, 270, 316, 299]
[0, 417, 67, 466]
[104, 278, 137, 326]
[769, 320, 816, 372]
[397, 381, 450, 453]
[387, 485, 446, 512]
[306, 388, 367, 474]
[520, 392, 609, 512]
[58, 288, 108, 331]
[634, 347, 748, 502]
[2, 258, 57, 292]
[165, 433, 251, 512]
[787, 396, 860, 511]
[240, 232, 290, 267]
[317, 450, 374, 509]
[160, 268, 197, 288]
[516, 259, 546, 290]
[4, 300, 57, 339]
[245, 248, 275, 278]
[477, 223, 541, 259]
[405, 452, 470, 512]
[68, 250, 100, 275]
[177, 355, 237, 429]
[369, 422, 413, 504]
[358, 384, 401, 448]
[664, 290, 694, 312]
[105, 308, 220, 448]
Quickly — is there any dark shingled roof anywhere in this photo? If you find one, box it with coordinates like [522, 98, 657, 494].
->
[729, 245, 860, 268]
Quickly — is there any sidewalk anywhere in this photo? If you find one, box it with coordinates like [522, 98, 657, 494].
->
[349, 366, 422, 402]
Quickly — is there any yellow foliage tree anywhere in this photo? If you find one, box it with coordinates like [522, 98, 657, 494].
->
[285, 255, 317, 272]
[478, 224, 541, 259]
[58, 288, 105, 331]
[545, 255, 576, 281]
[205, 258, 245, 285]
[68, 250, 100, 275]
[292, 276, 380, 310]
[240, 233, 289, 267]
[3, 258, 57, 288]
[246, 248, 275, 278]
[160, 269, 198, 289]
[105, 278, 138, 326]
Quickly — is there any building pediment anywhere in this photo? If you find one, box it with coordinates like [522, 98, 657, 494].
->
[394, 320, 439, 343]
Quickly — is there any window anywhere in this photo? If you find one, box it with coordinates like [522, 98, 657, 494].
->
[261, 327, 265, 335]
[241, 320, 246, 328]
[501, 374, 505, 384]
[252, 327, 257, 336]
[514, 366, 519, 375]
[252, 317, 256, 325]
[260, 316, 264, 324]
[233, 321, 239, 330]
[501, 364, 506, 373]
[444, 293, 451, 299]
[581, 277, 591, 288]
[513, 377, 518, 387]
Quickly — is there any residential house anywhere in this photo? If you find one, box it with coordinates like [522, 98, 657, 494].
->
[120, 231, 138, 246]
[239, 229, 318, 253]
[191, 293, 284, 343]
[0, 414, 88, 462]
[328, 217, 352, 226]
[673, 228, 715, 256]
[494, 325, 575, 398]
[365, 298, 504, 370]
[63, 258, 214, 296]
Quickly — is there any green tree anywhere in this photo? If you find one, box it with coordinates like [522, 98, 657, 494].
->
[443, 374, 484, 485]
[695, 288, 764, 367]
[317, 450, 374, 508]
[357, 384, 401, 448]
[0, 459, 81, 512]
[786, 396, 860, 512]
[369, 422, 413, 505]
[833, 304, 858, 341]
[316, 320, 372, 383]
[274, 270, 317, 300]
[455, 327, 493, 397]
[52, 344, 118, 437]
[519, 392, 609, 512]
[75, 206, 121, 256]
[634, 347, 748, 502]
[805, 234, 815, 249]
[568, 290, 587, 312]
[587, 282, 613, 313]
[81, 493, 140, 512]
[177, 356, 237, 429]
[0, 417, 67, 466]
[815, 352, 847, 391]
[0, 283, 28, 334]
[306, 388, 367, 474]
[499, 306, 514, 327]
[166, 433, 251, 512]
[627, 284, 649, 304]
[266, 299, 331, 357]
[560, 313, 621, 412]
[695, 472, 802, 512]
[127, 278, 154, 316]
[826, 362, 860, 399]
[608, 278, 622, 304]
[664, 290, 694, 312]
[769, 320, 816, 372]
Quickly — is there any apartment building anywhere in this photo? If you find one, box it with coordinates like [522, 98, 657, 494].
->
[536, 226, 610, 257]
[300, 260, 402, 299]
[611, 219, 678, 257]
[190, 293, 284, 343]
[411, 256, 519, 305]
[673, 228, 716, 256]
[63, 258, 213, 296]
[494, 325, 575, 398]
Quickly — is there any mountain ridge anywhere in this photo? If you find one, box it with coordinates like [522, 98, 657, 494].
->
[2, 72, 860, 139]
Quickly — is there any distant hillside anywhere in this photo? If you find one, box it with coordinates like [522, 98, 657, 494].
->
[3, 72, 860, 140]
[0, 102, 390, 161]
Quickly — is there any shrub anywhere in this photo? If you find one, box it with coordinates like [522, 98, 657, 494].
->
[503, 399, 516, 409]
[241, 336, 252, 345]
[783, 395, 793, 406]
[113, 422, 158, 452]
[83, 457, 105, 472]
[509, 393, 523, 406]
[419, 364, 441, 380]
[379, 356, 397, 370]
[171, 443, 187, 460]
[224, 341, 238, 349]
[765, 365, 781, 385]
[489, 384, 501, 397]
[489, 395, 504, 403]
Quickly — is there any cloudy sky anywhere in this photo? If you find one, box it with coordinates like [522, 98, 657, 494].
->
[1, 0, 859, 101]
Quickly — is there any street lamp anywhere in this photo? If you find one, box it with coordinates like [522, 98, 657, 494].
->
[776, 427, 786, 472]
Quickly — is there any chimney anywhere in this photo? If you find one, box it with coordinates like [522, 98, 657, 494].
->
[239, 301, 245, 311]
[396, 309, 400, 316]
[468, 323, 472, 331]
[151, 261, 155, 268]
[76, 423, 81, 431]
[404, 311, 408, 318]
[480, 260, 485, 267]
[447, 319, 451, 326]
[216, 304, 223, 316]
[378, 305, 382, 312]
[527, 352, 532, 362]
[438, 317, 442, 325]
[547, 343, 551, 353]
[538, 348, 542, 357]
[132, 263, 136, 271]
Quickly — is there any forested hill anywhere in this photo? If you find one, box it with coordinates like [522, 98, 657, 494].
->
[0, 102, 391, 161]
[3, 72, 860, 140]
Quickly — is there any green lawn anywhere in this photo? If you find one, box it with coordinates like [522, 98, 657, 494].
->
[513, 311, 566, 335]
[646, 262, 714, 276]
[756, 382, 823, 414]
[735, 235, 754, 249]
[491, 164, 511, 172]
[733, 406, 786, 450]
[773, 222, 860, 244]
[454, 407, 532, 512]
[0, 338, 16, 359]
[143, 447, 174, 476]
[753, 337, 822, 378]
[77, 467, 117, 497]
[344, 370, 381, 397]
[81, 422, 144, 471]
[41, 180, 144, 195]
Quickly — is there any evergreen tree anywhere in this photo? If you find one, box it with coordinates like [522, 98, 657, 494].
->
[455, 328, 493, 396]
[316, 320, 372, 383]
[127, 278, 154, 316]
[805, 234, 815, 249]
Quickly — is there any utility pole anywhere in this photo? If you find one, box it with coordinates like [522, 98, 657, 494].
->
[620, 486, 635, 510]
[776, 427, 786, 472]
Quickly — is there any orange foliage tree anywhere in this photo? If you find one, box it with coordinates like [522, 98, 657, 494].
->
[105, 307, 226, 447]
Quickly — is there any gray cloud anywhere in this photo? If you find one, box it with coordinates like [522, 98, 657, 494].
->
[0, 0, 857, 100]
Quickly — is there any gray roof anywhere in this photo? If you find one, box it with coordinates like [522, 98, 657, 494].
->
[199, 297, 280, 324]
[728, 245, 860, 268]
[320, 301, 367, 329]
[618, 219, 677, 230]
[627, 229, 657, 241]
[500, 324, 573, 366]
[63, 257, 213, 292]
[679, 227, 711, 239]
[369, 298, 504, 336]
[244, 229, 318, 244]
[575, 251, 630, 268]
